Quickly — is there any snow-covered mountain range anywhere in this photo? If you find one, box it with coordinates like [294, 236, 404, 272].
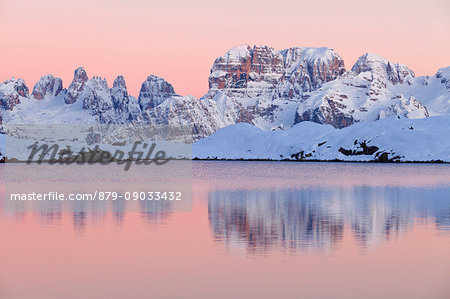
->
[203, 46, 447, 130]
[0, 44, 449, 160]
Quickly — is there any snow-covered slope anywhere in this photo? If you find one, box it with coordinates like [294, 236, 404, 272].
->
[141, 92, 252, 141]
[193, 116, 450, 162]
[389, 67, 450, 116]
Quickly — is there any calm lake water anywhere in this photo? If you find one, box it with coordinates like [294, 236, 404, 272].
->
[1, 161, 450, 298]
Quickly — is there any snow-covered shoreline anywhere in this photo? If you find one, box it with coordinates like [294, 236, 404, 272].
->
[193, 116, 450, 163]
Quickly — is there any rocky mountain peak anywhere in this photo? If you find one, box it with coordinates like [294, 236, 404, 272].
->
[138, 75, 178, 110]
[208, 44, 283, 94]
[90, 76, 109, 89]
[73, 67, 88, 83]
[3, 78, 29, 97]
[207, 44, 345, 99]
[223, 44, 252, 61]
[65, 67, 89, 104]
[294, 51, 429, 129]
[351, 53, 415, 85]
[81, 76, 114, 122]
[0, 78, 29, 110]
[280, 47, 345, 94]
[113, 75, 127, 89]
[435, 66, 450, 89]
[111, 75, 131, 118]
[32, 74, 63, 100]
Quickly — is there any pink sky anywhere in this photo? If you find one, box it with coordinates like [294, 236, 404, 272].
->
[0, 0, 449, 98]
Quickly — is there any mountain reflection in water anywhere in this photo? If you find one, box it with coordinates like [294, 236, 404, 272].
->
[208, 186, 450, 255]
[1, 162, 449, 255]
[2, 198, 174, 233]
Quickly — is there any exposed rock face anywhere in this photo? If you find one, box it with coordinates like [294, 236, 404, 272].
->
[11, 78, 29, 97]
[435, 67, 450, 89]
[279, 47, 346, 96]
[32, 75, 63, 100]
[294, 53, 428, 128]
[138, 75, 177, 110]
[141, 91, 253, 141]
[378, 95, 429, 119]
[207, 44, 345, 99]
[295, 96, 355, 129]
[61, 67, 116, 122]
[65, 67, 88, 104]
[0, 78, 29, 110]
[204, 45, 346, 130]
[135, 75, 252, 140]
[351, 53, 415, 85]
[111, 76, 128, 108]
[111, 76, 130, 118]
[81, 76, 115, 122]
[126, 97, 143, 122]
[206, 91, 254, 125]
[111, 76, 142, 122]
[208, 45, 284, 96]
[206, 47, 430, 130]
[143, 95, 217, 140]
[387, 66, 450, 116]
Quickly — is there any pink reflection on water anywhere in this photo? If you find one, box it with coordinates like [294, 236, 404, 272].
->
[0, 162, 449, 298]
